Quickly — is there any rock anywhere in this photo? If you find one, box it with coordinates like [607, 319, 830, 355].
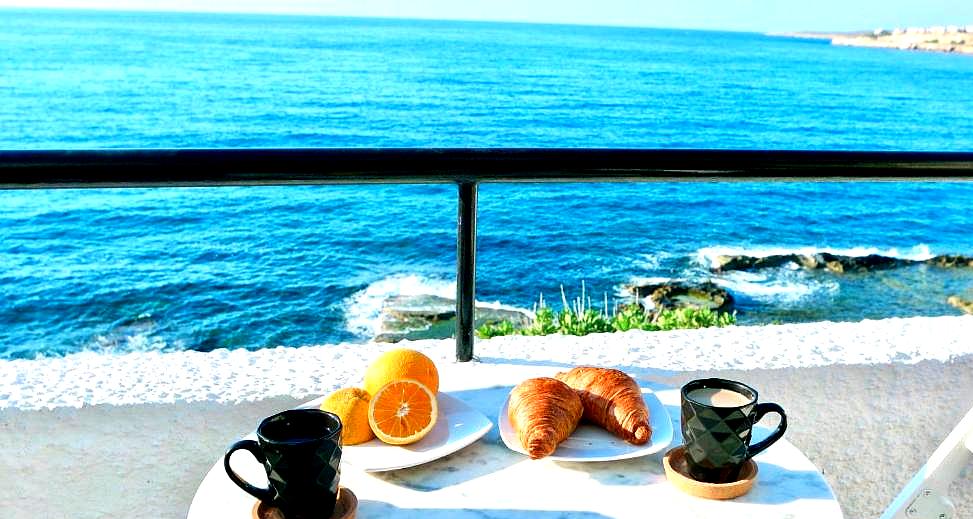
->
[382, 295, 457, 323]
[928, 255, 973, 268]
[824, 260, 845, 273]
[713, 254, 796, 272]
[795, 255, 823, 269]
[712, 252, 923, 273]
[947, 296, 973, 315]
[819, 253, 915, 273]
[375, 294, 531, 342]
[626, 280, 734, 312]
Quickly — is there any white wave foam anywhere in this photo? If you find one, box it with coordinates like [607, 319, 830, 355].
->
[696, 244, 935, 270]
[344, 274, 535, 338]
[88, 332, 169, 354]
[82, 312, 176, 355]
[474, 299, 535, 317]
[624, 271, 836, 305]
[712, 270, 839, 304]
[344, 274, 456, 337]
[625, 276, 673, 288]
[633, 252, 678, 271]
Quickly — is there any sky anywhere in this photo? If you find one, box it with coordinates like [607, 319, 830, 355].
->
[0, 0, 971, 33]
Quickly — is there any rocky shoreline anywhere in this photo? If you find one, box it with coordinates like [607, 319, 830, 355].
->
[374, 294, 532, 342]
[624, 280, 734, 312]
[833, 30, 973, 55]
[629, 252, 973, 318]
[700, 252, 973, 315]
[371, 252, 973, 341]
[778, 26, 973, 55]
[711, 252, 973, 273]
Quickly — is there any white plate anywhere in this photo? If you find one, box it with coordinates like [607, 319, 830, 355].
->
[498, 387, 674, 461]
[303, 392, 493, 472]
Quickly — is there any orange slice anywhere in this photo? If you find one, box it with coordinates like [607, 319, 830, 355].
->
[368, 379, 438, 445]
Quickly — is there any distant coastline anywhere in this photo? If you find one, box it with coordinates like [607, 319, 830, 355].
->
[768, 31, 866, 40]
[773, 25, 973, 55]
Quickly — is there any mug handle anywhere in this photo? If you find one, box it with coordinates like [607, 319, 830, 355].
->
[223, 439, 276, 503]
[746, 402, 788, 459]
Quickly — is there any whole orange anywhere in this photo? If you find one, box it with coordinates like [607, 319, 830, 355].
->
[320, 387, 374, 445]
[363, 348, 439, 396]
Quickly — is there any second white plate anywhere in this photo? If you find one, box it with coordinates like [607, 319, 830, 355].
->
[304, 392, 493, 472]
[498, 387, 674, 461]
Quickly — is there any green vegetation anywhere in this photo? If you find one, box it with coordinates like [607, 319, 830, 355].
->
[476, 319, 517, 339]
[653, 306, 736, 330]
[476, 284, 736, 339]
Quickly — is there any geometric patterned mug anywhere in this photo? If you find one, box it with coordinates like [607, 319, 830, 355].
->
[224, 409, 343, 519]
[681, 378, 787, 484]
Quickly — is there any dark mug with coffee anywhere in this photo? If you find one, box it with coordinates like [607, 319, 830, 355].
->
[224, 409, 343, 519]
[681, 378, 787, 484]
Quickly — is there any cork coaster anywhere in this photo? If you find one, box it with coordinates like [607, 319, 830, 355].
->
[663, 446, 757, 500]
[251, 487, 358, 519]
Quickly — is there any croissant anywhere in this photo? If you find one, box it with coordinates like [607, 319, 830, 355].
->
[507, 377, 583, 459]
[555, 366, 651, 445]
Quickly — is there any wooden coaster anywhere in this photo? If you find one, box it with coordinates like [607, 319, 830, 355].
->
[251, 487, 358, 519]
[663, 446, 757, 500]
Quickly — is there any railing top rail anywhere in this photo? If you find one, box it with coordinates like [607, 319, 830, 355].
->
[2, 149, 973, 188]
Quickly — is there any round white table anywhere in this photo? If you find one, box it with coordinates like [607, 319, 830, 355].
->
[189, 372, 843, 519]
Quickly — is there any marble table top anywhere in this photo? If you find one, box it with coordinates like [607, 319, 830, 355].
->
[189, 361, 843, 518]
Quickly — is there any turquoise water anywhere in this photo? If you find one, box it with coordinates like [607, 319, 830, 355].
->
[1, 10, 972, 358]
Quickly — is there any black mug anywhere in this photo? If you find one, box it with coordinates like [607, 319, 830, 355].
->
[224, 409, 343, 519]
[680, 378, 787, 483]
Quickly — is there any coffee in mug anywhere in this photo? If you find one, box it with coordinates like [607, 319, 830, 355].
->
[687, 387, 752, 408]
[224, 409, 343, 519]
[680, 378, 787, 484]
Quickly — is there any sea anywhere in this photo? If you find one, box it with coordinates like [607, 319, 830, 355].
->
[2, 9, 973, 360]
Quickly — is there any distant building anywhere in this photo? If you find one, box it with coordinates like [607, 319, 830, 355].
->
[892, 28, 905, 36]
[929, 26, 946, 34]
[946, 25, 959, 33]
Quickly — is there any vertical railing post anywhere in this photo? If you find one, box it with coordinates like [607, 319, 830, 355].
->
[455, 181, 478, 361]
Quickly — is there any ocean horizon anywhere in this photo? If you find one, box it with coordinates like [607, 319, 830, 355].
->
[1, 9, 973, 359]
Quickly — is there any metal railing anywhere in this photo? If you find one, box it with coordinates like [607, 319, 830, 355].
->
[2, 148, 972, 361]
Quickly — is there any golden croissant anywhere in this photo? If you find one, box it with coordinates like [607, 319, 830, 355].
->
[555, 366, 651, 445]
[507, 377, 583, 459]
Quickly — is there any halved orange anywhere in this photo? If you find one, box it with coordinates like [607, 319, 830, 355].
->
[368, 379, 438, 445]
